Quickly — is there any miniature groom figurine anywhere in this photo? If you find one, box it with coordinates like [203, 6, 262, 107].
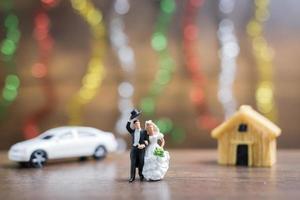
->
[126, 109, 149, 182]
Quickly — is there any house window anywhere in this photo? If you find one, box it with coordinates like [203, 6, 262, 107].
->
[238, 123, 248, 132]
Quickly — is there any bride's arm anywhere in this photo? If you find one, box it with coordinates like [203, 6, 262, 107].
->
[160, 138, 165, 148]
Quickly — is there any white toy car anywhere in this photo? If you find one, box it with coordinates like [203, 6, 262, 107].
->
[8, 126, 117, 168]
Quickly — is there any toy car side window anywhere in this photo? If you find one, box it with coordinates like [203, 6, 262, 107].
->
[59, 131, 74, 140]
[78, 131, 95, 138]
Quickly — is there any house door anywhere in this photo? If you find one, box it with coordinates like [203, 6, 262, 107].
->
[236, 144, 248, 166]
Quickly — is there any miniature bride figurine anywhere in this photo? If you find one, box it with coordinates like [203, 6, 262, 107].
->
[142, 120, 170, 181]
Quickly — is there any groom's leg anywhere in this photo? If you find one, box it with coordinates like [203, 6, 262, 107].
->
[138, 149, 145, 178]
[130, 148, 137, 180]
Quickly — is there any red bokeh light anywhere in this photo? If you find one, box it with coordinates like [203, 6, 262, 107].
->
[24, 121, 40, 139]
[32, 63, 48, 78]
[184, 25, 198, 41]
[190, 89, 204, 104]
[183, 0, 220, 130]
[41, 0, 58, 8]
[198, 115, 218, 130]
[190, 0, 204, 8]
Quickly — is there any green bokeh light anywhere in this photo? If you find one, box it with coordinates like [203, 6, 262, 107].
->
[8, 29, 20, 43]
[1, 39, 16, 55]
[160, 57, 173, 69]
[1, 9, 21, 119]
[140, 97, 155, 115]
[2, 89, 18, 101]
[156, 69, 171, 85]
[149, 85, 162, 96]
[171, 127, 186, 143]
[161, 0, 176, 14]
[151, 32, 167, 51]
[156, 118, 173, 133]
[6, 75, 20, 88]
[5, 14, 18, 28]
[139, 0, 182, 143]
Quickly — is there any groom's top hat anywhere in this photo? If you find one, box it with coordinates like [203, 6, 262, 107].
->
[130, 109, 141, 120]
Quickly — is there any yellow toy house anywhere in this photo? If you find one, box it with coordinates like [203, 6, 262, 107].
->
[211, 105, 281, 167]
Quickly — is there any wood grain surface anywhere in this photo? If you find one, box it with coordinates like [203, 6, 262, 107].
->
[0, 150, 300, 200]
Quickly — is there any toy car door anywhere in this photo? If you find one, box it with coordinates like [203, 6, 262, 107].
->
[76, 130, 98, 156]
[51, 130, 76, 159]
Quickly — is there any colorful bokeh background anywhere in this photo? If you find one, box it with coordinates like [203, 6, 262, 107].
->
[0, 0, 300, 150]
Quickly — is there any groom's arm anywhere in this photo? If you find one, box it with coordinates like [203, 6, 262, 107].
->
[126, 121, 135, 134]
[137, 131, 149, 149]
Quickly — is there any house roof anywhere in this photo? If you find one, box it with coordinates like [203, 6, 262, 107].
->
[211, 105, 281, 139]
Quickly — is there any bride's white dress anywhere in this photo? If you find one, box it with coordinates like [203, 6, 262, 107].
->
[142, 132, 170, 181]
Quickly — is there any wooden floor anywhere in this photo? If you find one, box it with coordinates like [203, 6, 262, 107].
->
[0, 150, 300, 200]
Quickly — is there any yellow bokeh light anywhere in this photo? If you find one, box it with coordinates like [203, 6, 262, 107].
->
[247, 0, 277, 122]
[68, 0, 106, 125]
[247, 21, 262, 37]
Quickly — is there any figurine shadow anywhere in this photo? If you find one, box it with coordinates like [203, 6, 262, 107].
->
[147, 179, 161, 182]
[115, 178, 162, 183]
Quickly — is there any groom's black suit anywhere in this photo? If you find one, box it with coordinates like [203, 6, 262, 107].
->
[126, 121, 149, 181]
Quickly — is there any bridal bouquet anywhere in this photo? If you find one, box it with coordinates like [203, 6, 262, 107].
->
[153, 147, 165, 157]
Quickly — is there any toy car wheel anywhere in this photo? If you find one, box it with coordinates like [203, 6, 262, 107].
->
[30, 150, 47, 168]
[93, 145, 107, 160]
